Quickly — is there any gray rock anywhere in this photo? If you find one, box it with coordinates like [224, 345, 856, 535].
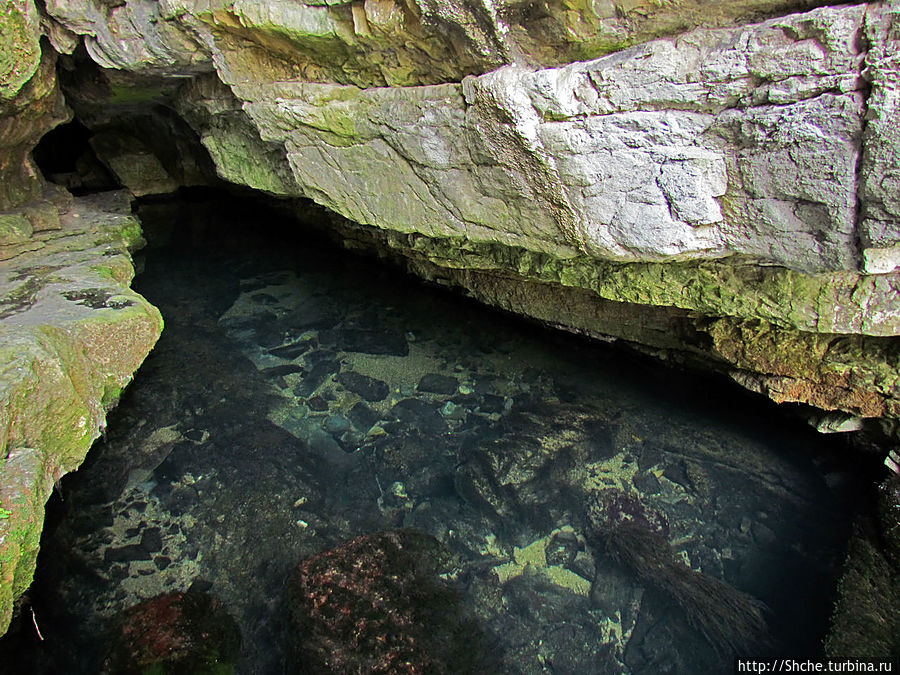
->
[348, 402, 378, 431]
[336, 371, 389, 402]
[417, 373, 459, 395]
[323, 414, 350, 434]
[859, 5, 900, 274]
[633, 472, 662, 496]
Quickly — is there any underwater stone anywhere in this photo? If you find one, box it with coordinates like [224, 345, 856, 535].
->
[633, 472, 662, 495]
[348, 401, 378, 431]
[102, 590, 241, 673]
[306, 396, 329, 412]
[417, 373, 459, 395]
[307, 428, 348, 461]
[335, 371, 389, 402]
[477, 394, 507, 414]
[323, 414, 350, 434]
[104, 544, 152, 563]
[288, 530, 487, 673]
[267, 340, 312, 360]
[292, 360, 337, 397]
[260, 364, 304, 378]
[391, 398, 447, 434]
[139, 527, 164, 553]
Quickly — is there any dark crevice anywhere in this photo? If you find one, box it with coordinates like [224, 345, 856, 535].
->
[32, 118, 122, 194]
[851, 4, 876, 263]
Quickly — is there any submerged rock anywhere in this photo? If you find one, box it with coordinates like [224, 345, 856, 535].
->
[336, 371, 389, 402]
[288, 530, 487, 674]
[417, 374, 459, 395]
[102, 589, 241, 674]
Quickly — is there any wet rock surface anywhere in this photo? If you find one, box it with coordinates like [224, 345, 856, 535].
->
[102, 588, 241, 674]
[1, 193, 873, 674]
[288, 530, 487, 674]
[0, 188, 163, 635]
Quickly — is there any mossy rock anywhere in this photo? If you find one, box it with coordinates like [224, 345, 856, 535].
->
[0, 193, 163, 637]
[0, 1, 41, 102]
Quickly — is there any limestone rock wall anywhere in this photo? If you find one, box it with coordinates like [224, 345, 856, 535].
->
[36, 0, 900, 283]
[860, 5, 900, 273]
[226, 6, 869, 271]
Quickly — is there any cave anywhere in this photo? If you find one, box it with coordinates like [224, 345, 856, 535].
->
[1, 1, 899, 673]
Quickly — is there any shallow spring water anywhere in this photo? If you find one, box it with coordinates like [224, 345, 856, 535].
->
[3, 192, 870, 673]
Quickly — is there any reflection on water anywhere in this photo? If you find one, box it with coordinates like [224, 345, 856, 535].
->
[3, 192, 867, 673]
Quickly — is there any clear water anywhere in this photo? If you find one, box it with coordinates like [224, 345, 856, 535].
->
[3, 192, 869, 674]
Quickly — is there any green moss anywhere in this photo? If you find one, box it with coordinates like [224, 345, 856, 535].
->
[107, 84, 172, 106]
[201, 119, 297, 196]
[0, 4, 40, 101]
[116, 218, 148, 251]
[305, 101, 359, 139]
[101, 382, 124, 411]
[370, 230, 898, 337]
[90, 263, 132, 285]
[705, 318, 900, 416]
[0, 213, 33, 245]
[569, 38, 634, 62]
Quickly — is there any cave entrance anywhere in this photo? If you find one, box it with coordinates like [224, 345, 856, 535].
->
[32, 118, 121, 195]
[0, 187, 874, 673]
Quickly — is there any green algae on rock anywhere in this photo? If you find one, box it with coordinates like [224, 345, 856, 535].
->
[0, 0, 42, 103]
[0, 190, 163, 636]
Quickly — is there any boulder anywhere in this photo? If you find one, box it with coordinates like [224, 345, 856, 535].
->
[0, 189, 163, 635]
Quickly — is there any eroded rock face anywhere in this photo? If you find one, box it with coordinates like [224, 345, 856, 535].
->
[35, 1, 900, 282]
[860, 5, 900, 274]
[0, 49, 70, 212]
[223, 6, 869, 272]
[0, 189, 163, 635]
[166, 4, 900, 280]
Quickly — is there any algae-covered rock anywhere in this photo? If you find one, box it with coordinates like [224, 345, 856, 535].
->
[288, 530, 488, 674]
[0, 0, 42, 103]
[102, 589, 241, 674]
[0, 190, 163, 636]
